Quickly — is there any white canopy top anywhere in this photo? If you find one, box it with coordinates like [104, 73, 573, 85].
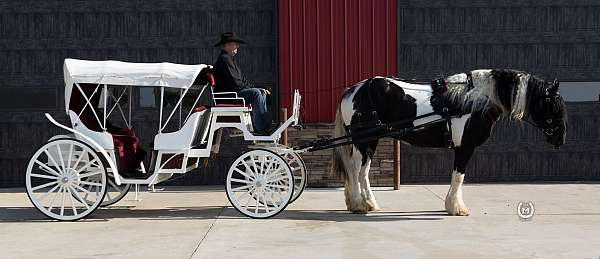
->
[63, 58, 208, 111]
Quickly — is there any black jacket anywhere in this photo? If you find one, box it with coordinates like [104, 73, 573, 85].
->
[213, 50, 254, 92]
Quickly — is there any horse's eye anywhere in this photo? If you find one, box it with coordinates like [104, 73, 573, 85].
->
[547, 119, 552, 123]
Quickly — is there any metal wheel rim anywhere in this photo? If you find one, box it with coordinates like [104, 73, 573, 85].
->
[278, 150, 306, 203]
[226, 149, 294, 218]
[26, 139, 107, 221]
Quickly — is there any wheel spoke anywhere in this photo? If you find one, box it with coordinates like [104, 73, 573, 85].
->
[76, 159, 101, 173]
[108, 178, 122, 193]
[229, 178, 253, 184]
[48, 186, 63, 211]
[73, 184, 98, 200]
[264, 189, 280, 209]
[244, 188, 255, 210]
[60, 186, 66, 216]
[30, 173, 58, 180]
[66, 187, 78, 215]
[79, 180, 103, 187]
[262, 192, 270, 213]
[265, 168, 286, 181]
[266, 184, 290, 190]
[233, 168, 255, 181]
[69, 186, 90, 210]
[66, 143, 74, 169]
[255, 191, 260, 214]
[31, 181, 58, 191]
[39, 184, 61, 203]
[43, 150, 63, 174]
[34, 160, 60, 177]
[231, 185, 252, 192]
[249, 156, 259, 176]
[71, 150, 87, 173]
[56, 143, 66, 174]
[78, 170, 103, 179]
[266, 174, 289, 184]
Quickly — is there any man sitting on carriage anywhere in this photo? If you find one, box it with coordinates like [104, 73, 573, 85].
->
[212, 32, 272, 134]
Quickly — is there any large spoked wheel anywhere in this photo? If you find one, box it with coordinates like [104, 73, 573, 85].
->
[226, 149, 294, 219]
[276, 150, 306, 203]
[26, 139, 108, 221]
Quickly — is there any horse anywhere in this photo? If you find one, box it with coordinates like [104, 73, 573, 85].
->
[332, 69, 567, 215]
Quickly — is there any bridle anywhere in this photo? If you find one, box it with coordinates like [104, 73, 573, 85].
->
[522, 88, 563, 137]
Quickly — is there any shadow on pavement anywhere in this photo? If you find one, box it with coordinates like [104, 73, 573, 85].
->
[219, 208, 447, 222]
[0, 206, 225, 222]
[0, 205, 446, 222]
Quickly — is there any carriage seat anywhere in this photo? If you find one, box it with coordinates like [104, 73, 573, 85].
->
[195, 67, 247, 107]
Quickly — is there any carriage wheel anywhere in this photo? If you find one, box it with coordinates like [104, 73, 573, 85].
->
[26, 139, 107, 221]
[278, 150, 306, 203]
[79, 172, 131, 207]
[226, 149, 294, 219]
[101, 173, 131, 206]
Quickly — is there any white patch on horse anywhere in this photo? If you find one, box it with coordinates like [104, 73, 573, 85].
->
[340, 80, 367, 126]
[450, 113, 472, 147]
[445, 170, 469, 216]
[388, 79, 436, 117]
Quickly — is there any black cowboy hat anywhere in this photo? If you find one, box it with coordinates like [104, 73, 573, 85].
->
[214, 32, 246, 47]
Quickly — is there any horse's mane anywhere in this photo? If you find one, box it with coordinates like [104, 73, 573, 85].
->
[442, 69, 548, 120]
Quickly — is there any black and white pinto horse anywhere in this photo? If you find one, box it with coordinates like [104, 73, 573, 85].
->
[332, 69, 567, 215]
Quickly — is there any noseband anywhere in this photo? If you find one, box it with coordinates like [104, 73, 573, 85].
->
[523, 91, 562, 137]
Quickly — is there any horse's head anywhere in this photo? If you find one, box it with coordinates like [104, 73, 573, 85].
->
[528, 78, 567, 149]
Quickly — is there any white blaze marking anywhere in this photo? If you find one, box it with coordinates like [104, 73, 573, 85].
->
[450, 113, 472, 147]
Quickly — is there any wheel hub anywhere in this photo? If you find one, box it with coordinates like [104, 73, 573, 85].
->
[255, 176, 266, 189]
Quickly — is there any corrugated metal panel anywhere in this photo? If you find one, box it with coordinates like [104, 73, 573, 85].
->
[279, 0, 397, 123]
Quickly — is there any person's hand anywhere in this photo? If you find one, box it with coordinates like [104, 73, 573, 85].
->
[260, 88, 271, 96]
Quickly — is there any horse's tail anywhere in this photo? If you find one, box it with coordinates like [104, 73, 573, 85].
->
[331, 105, 351, 179]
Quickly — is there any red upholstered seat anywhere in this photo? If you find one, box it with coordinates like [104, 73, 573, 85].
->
[194, 106, 207, 113]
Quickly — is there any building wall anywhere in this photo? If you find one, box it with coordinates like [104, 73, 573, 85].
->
[396, 0, 600, 81]
[278, 0, 397, 123]
[0, 0, 278, 187]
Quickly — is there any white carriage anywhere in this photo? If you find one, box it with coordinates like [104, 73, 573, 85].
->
[25, 58, 305, 220]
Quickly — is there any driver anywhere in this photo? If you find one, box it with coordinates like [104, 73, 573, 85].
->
[212, 32, 271, 134]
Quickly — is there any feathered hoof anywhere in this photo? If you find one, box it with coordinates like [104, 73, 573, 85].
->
[366, 200, 381, 212]
[445, 206, 470, 216]
[351, 208, 369, 214]
[348, 200, 369, 214]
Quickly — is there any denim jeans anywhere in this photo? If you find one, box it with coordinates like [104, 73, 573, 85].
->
[238, 88, 270, 132]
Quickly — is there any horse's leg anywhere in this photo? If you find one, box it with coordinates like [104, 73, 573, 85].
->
[445, 146, 474, 216]
[344, 146, 364, 213]
[358, 157, 381, 212]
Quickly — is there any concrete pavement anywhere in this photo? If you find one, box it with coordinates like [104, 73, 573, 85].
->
[1, 184, 600, 259]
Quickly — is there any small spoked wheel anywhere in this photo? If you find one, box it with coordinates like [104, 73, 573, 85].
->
[25, 139, 107, 221]
[274, 149, 306, 203]
[79, 172, 131, 207]
[226, 149, 294, 219]
[101, 173, 131, 207]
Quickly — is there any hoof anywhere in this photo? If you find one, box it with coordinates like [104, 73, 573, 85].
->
[366, 200, 381, 212]
[351, 209, 369, 214]
[446, 207, 470, 216]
